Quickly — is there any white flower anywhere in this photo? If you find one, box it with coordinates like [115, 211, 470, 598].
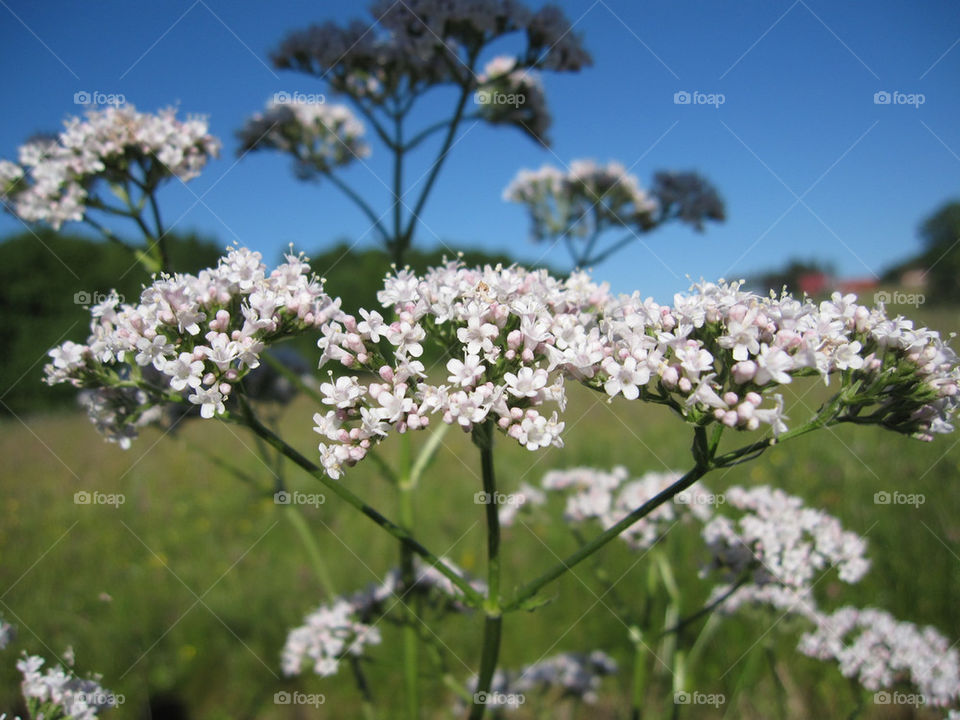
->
[189, 387, 226, 419]
[162, 352, 204, 391]
[446, 354, 485, 387]
[504, 366, 549, 398]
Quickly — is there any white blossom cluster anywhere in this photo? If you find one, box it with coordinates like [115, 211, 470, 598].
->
[44, 246, 342, 447]
[701, 485, 870, 616]
[598, 284, 960, 441]
[503, 466, 714, 551]
[17, 654, 117, 720]
[475, 55, 551, 144]
[463, 650, 618, 710]
[237, 99, 370, 176]
[798, 607, 960, 709]
[503, 160, 659, 243]
[0, 105, 219, 229]
[312, 260, 611, 477]
[283, 558, 484, 677]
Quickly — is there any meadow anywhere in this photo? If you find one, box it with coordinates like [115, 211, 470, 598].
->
[1, 306, 957, 719]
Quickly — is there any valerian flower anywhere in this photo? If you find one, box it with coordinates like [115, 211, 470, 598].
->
[236, 99, 370, 177]
[0, 105, 218, 230]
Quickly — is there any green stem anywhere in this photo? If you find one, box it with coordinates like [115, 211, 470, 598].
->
[325, 172, 390, 243]
[284, 503, 336, 596]
[468, 421, 502, 720]
[399, 434, 420, 720]
[225, 408, 485, 608]
[503, 463, 708, 612]
[400, 69, 476, 252]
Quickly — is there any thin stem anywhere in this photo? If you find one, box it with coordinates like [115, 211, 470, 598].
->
[467, 420, 503, 720]
[400, 67, 477, 252]
[285, 503, 337, 596]
[399, 434, 420, 720]
[657, 575, 748, 638]
[145, 188, 169, 272]
[504, 463, 708, 612]
[226, 407, 485, 608]
[392, 112, 405, 264]
[587, 230, 640, 267]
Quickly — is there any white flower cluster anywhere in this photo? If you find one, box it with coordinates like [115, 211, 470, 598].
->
[284, 558, 484, 677]
[475, 55, 550, 144]
[312, 260, 611, 477]
[44, 246, 342, 447]
[465, 651, 618, 710]
[237, 100, 370, 176]
[504, 466, 714, 550]
[0, 105, 219, 229]
[504, 159, 659, 242]
[799, 607, 960, 709]
[17, 654, 117, 720]
[599, 284, 960, 440]
[701, 485, 870, 615]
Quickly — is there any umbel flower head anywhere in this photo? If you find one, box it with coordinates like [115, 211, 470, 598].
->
[0, 105, 219, 230]
[270, 0, 590, 146]
[44, 246, 342, 447]
[237, 99, 370, 178]
[18, 653, 118, 720]
[474, 55, 551, 144]
[504, 161, 725, 251]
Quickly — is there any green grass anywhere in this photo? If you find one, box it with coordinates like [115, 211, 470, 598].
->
[1, 308, 959, 719]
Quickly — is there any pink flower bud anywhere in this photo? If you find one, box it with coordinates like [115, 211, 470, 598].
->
[746, 392, 762, 406]
[722, 410, 739, 427]
[661, 366, 679, 388]
[678, 377, 692, 393]
[723, 392, 739, 406]
[732, 361, 757, 384]
[379, 366, 394, 382]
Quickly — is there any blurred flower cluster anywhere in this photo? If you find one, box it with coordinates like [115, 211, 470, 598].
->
[17, 654, 117, 720]
[283, 558, 485, 677]
[0, 105, 218, 230]
[237, 99, 370, 178]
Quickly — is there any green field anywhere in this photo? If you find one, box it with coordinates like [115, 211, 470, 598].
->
[1, 307, 959, 719]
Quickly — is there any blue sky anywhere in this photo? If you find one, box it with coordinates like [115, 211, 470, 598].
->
[1, 0, 958, 300]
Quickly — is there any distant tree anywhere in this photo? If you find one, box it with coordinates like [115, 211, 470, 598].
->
[918, 200, 960, 303]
